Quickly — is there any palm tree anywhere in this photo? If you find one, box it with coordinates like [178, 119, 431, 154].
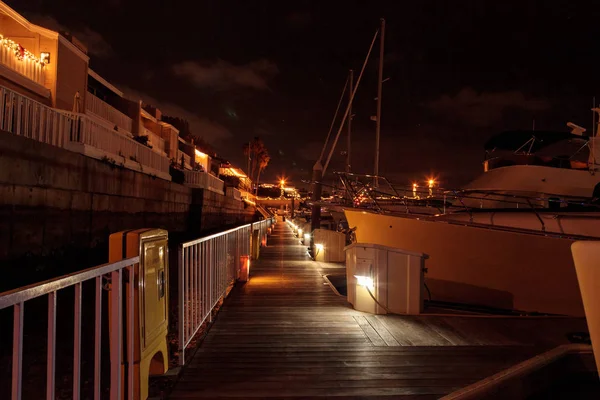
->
[254, 151, 271, 196]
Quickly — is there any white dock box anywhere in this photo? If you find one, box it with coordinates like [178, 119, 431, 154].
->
[346, 243, 428, 315]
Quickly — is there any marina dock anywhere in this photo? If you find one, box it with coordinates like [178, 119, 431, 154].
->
[168, 221, 589, 399]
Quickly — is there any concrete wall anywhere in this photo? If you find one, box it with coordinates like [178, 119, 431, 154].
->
[190, 188, 257, 234]
[0, 133, 256, 266]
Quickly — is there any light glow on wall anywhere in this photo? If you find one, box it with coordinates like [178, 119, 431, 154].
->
[354, 275, 374, 291]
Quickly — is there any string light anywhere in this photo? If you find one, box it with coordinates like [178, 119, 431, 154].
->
[0, 33, 47, 65]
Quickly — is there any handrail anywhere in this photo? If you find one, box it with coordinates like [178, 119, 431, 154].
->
[0, 256, 140, 400]
[178, 218, 275, 365]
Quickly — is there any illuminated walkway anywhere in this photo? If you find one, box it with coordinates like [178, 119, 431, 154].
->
[168, 221, 586, 399]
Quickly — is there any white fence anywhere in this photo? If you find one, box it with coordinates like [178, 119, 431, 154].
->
[0, 40, 45, 86]
[0, 257, 140, 400]
[0, 86, 73, 147]
[1, 85, 172, 180]
[67, 114, 171, 179]
[85, 92, 133, 133]
[183, 170, 225, 194]
[178, 218, 274, 365]
[176, 150, 192, 169]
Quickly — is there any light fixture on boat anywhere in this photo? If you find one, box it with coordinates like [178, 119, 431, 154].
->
[354, 275, 374, 291]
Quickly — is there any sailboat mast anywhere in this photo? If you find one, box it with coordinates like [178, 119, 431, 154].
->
[346, 69, 354, 173]
[374, 18, 385, 187]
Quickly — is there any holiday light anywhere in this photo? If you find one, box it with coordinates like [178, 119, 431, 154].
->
[0, 34, 47, 65]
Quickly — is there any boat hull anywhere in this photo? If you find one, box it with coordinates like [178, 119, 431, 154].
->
[344, 209, 585, 316]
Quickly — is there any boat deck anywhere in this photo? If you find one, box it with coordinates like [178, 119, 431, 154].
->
[168, 221, 588, 399]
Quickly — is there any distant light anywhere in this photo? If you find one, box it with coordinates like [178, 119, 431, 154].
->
[280, 179, 286, 186]
[354, 275, 374, 291]
[297, 228, 303, 236]
[304, 233, 310, 242]
[412, 183, 417, 189]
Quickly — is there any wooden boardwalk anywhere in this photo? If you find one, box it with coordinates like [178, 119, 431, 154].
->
[169, 221, 587, 399]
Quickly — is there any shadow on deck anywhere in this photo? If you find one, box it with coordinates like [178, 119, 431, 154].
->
[168, 221, 592, 399]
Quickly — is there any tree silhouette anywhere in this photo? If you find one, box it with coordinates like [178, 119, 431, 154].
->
[244, 137, 270, 193]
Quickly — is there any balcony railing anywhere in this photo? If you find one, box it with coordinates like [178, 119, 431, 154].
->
[85, 92, 133, 132]
[1, 86, 72, 147]
[1, 84, 171, 180]
[176, 149, 192, 169]
[67, 113, 171, 180]
[0, 38, 45, 86]
[183, 170, 225, 194]
[142, 127, 167, 156]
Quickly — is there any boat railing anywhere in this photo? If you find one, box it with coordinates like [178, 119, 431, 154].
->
[332, 171, 600, 234]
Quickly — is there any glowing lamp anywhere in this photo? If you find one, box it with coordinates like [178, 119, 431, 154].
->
[354, 275, 374, 291]
[428, 179, 435, 186]
[315, 243, 324, 251]
[304, 233, 310, 242]
[40, 52, 50, 64]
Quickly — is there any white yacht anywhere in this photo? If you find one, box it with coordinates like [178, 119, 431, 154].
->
[343, 124, 600, 317]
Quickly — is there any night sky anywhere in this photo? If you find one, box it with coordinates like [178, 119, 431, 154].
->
[11, 0, 600, 187]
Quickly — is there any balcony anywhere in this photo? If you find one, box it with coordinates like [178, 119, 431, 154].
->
[0, 34, 46, 87]
[66, 114, 171, 180]
[183, 170, 224, 194]
[142, 127, 167, 157]
[176, 149, 192, 169]
[85, 92, 133, 132]
[1, 84, 171, 181]
[1, 85, 70, 147]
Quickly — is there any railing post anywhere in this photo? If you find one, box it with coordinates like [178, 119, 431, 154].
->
[109, 269, 122, 400]
[12, 302, 24, 400]
[178, 246, 185, 366]
[47, 292, 56, 400]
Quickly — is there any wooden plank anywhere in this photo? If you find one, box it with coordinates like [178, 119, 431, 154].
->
[168, 222, 555, 399]
[367, 315, 402, 346]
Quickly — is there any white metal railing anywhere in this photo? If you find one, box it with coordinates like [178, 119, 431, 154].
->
[178, 218, 274, 365]
[176, 150, 192, 169]
[85, 92, 133, 132]
[68, 113, 171, 177]
[183, 170, 225, 194]
[0, 39, 45, 86]
[1, 86, 73, 147]
[0, 257, 139, 400]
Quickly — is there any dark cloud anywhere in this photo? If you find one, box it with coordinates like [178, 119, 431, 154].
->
[427, 88, 551, 127]
[172, 59, 278, 91]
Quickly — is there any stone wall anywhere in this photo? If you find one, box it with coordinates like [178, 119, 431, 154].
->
[0, 133, 255, 276]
